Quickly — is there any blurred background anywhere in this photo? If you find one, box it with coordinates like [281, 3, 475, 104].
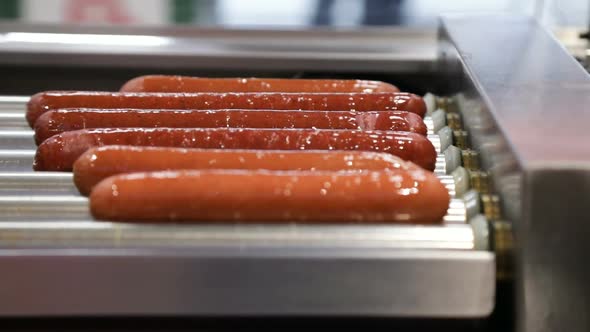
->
[2, 0, 590, 93]
[0, 0, 586, 29]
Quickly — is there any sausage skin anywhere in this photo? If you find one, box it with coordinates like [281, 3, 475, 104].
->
[34, 128, 436, 172]
[120, 76, 400, 93]
[90, 169, 450, 224]
[26, 91, 427, 127]
[74, 146, 420, 196]
[34, 109, 427, 144]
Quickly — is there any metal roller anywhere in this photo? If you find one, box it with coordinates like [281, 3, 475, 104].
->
[0, 172, 75, 193]
[0, 195, 90, 220]
[423, 110, 446, 134]
[0, 222, 480, 250]
[0, 149, 35, 170]
[0, 96, 28, 113]
[0, 130, 35, 149]
[0, 112, 29, 129]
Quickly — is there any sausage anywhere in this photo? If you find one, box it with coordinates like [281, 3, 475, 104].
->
[90, 169, 450, 224]
[120, 75, 400, 93]
[73, 146, 420, 196]
[34, 128, 436, 172]
[34, 109, 427, 144]
[26, 91, 427, 127]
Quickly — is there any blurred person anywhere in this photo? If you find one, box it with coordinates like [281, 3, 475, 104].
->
[362, 0, 404, 25]
[313, 0, 405, 26]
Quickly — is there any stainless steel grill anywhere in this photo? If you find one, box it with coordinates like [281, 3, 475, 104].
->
[0, 14, 588, 332]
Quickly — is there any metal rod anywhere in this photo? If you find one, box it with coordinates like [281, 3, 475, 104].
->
[0, 130, 35, 149]
[0, 221, 477, 250]
[0, 195, 90, 220]
[0, 172, 75, 193]
[0, 96, 28, 113]
[0, 150, 35, 170]
[0, 112, 28, 129]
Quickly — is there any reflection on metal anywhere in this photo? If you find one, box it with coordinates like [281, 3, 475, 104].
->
[0, 172, 75, 193]
[0, 248, 494, 317]
[0, 222, 477, 250]
[0, 96, 28, 112]
[0, 130, 34, 149]
[0, 195, 90, 220]
[442, 15, 590, 332]
[0, 23, 436, 73]
[0, 149, 34, 171]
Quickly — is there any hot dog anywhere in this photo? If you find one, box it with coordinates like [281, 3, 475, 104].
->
[26, 91, 427, 127]
[34, 109, 427, 144]
[90, 169, 450, 224]
[34, 128, 436, 172]
[120, 76, 400, 93]
[73, 146, 420, 196]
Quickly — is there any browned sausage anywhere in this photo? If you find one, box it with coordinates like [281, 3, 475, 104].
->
[26, 91, 427, 127]
[120, 75, 400, 93]
[34, 109, 427, 144]
[73, 146, 420, 196]
[34, 128, 436, 172]
[90, 169, 450, 224]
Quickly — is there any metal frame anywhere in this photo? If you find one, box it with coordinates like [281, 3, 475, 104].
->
[0, 248, 493, 317]
[0, 23, 436, 73]
[440, 14, 590, 332]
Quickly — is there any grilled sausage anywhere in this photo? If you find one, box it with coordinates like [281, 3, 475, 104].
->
[34, 109, 427, 144]
[26, 91, 427, 127]
[120, 76, 400, 93]
[90, 169, 450, 224]
[34, 128, 436, 172]
[73, 146, 420, 196]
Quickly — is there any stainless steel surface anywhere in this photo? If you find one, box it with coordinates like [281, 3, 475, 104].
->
[0, 222, 477, 250]
[424, 109, 446, 134]
[0, 195, 90, 220]
[0, 130, 35, 149]
[441, 14, 590, 332]
[0, 23, 436, 73]
[0, 172, 76, 193]
[0, 96, 28, 113]
[0, 112, 29, 129]
[0, 149, 34, 170]
[0, 248, 493, 317]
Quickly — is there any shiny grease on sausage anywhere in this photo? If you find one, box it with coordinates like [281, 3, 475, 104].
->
[34, 128, 437, 172]
[26, 91, 427, 127]
[90, 169, 450, 224]
[121, 75, 400, 93]
[34, 109, 427, 144]
[73, 146, 420, 196]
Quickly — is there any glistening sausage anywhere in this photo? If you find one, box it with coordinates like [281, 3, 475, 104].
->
[120, 76, 400, 93]
[73, 146, 420, 196]
[26, 91, 427, 127]
[34, 109, 427, 144]
[34, 128, 436, 172]
[90, 169, 450, 224]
